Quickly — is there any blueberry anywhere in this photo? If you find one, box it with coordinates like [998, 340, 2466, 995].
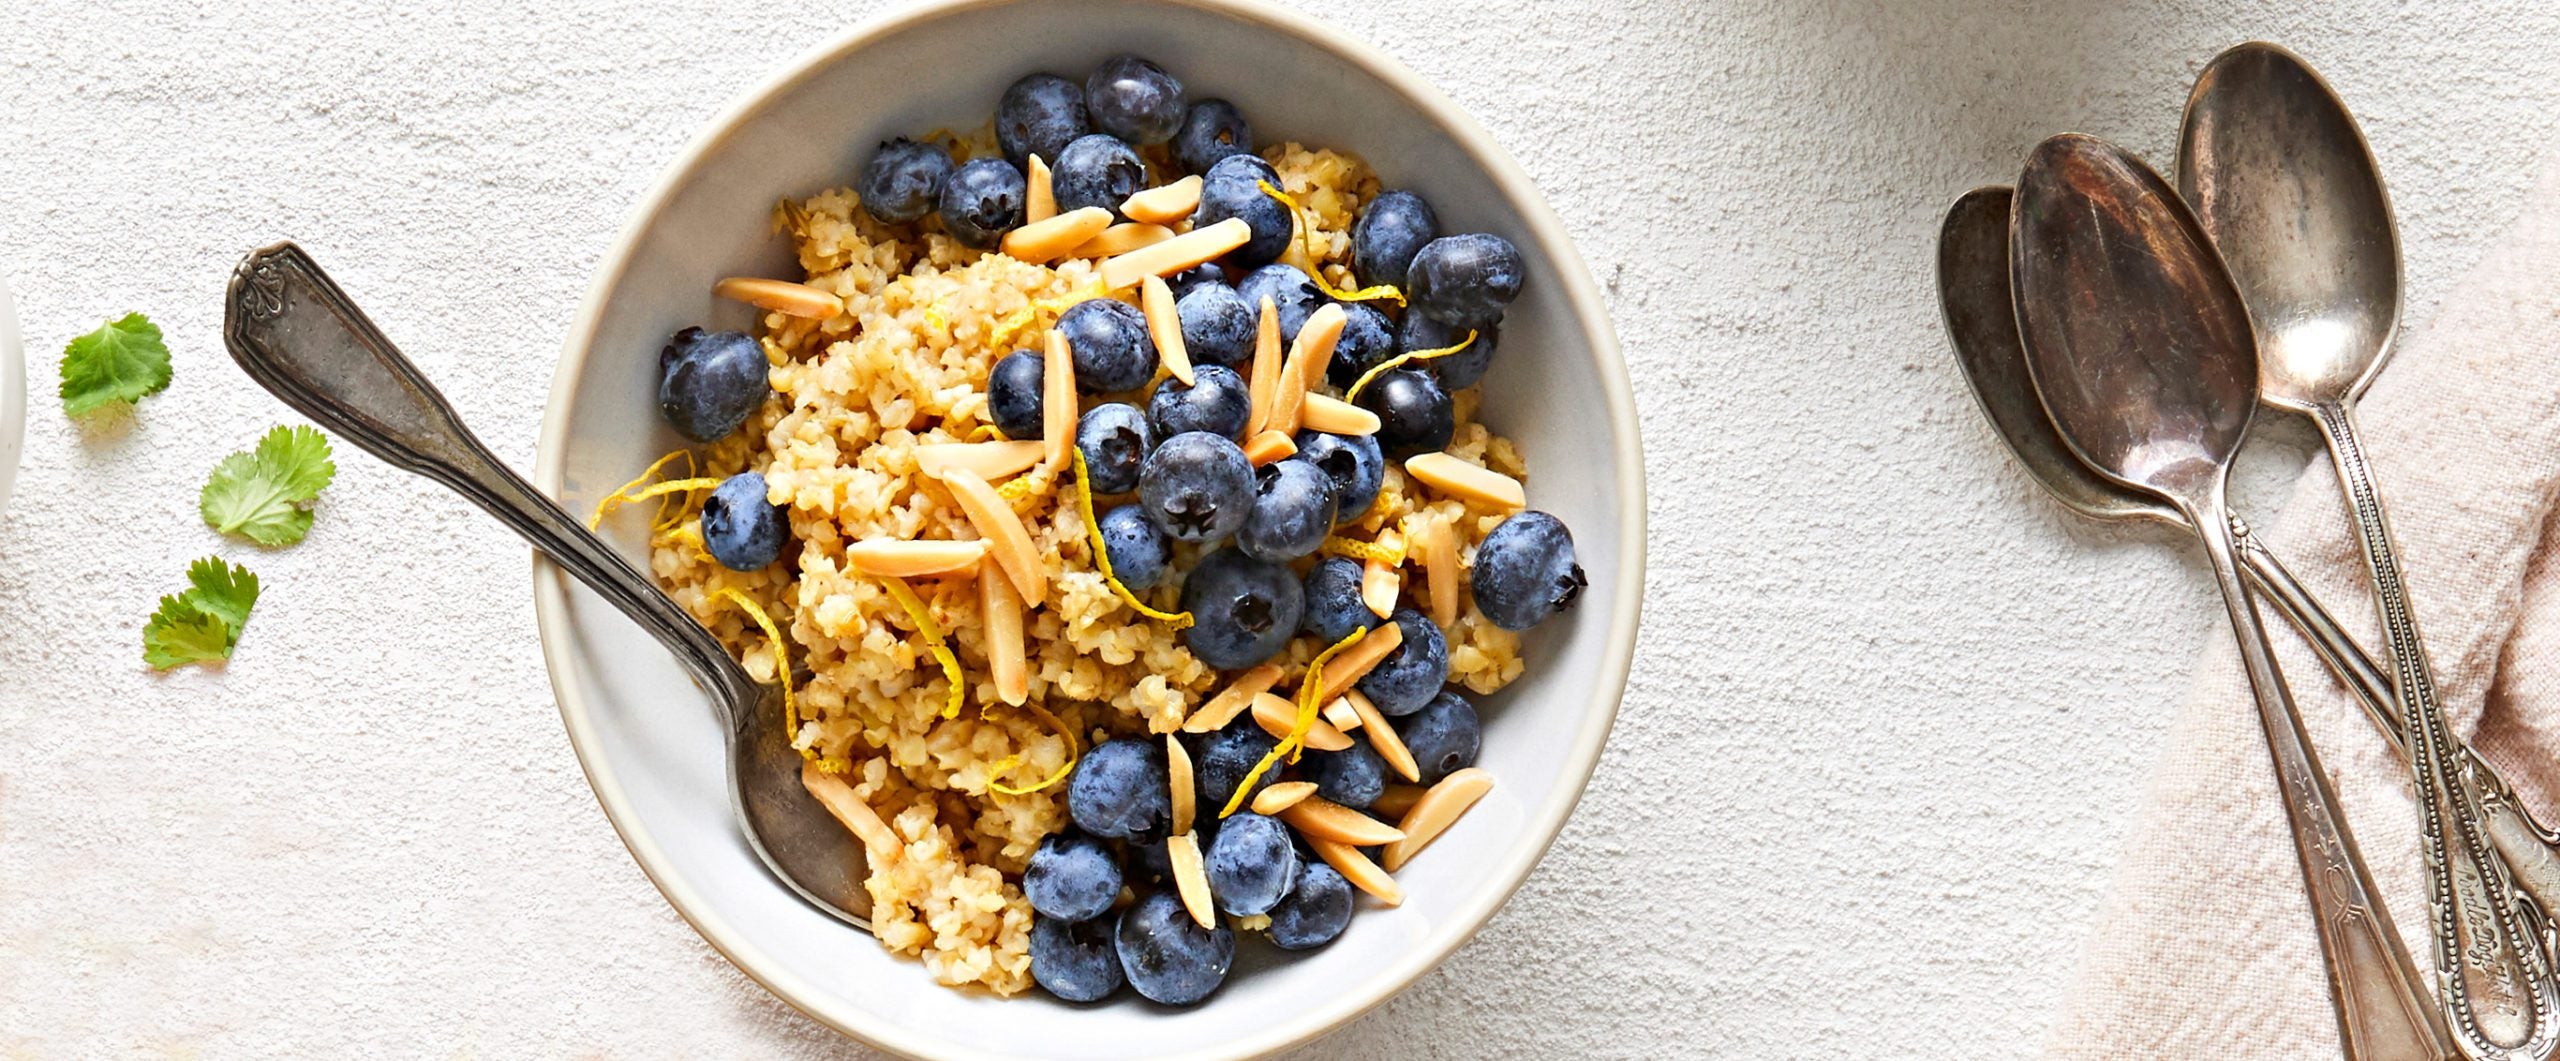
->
[700, 472, 788, 571]
[1301, 740, 1387, 810]
[1398, 691, 1482, 785]
[1085, 56, 1186, 146]
[1356, 369, 1453, 455]
[1030, 914, 1123, 1002]
[1401, 312, 1497, 390]
[1301, 557, 1381, 644]
[658, 327, 771, 442]
[857, 137, 954, 224]
[1266, 862, 1354, 950]
[1126, 837, 1175, 885]
[1139, 431, 1253, 543]
[1193, 720, 1279, 814]
[1291, 431, 1384, 524]
[1406, 233, 1525, 330]
[1233, 263, 1326, 344]
[1055, 298, 1156, 393]
[1172, 99, 1251, 175]
[1179, 547, 1304, 669]
[1238, 459, 1337, 564]
[996, 73, 1089, 169]
[987, 349, 1046, 439]
[1192, 156, 1292, 267]
[1357, 609, 1449, 716]
[1473, 510, 1586, 631]
[1176, 283, 1256, 369]
[1051, 134, 1150, 219]
[1098, 503, 1172, 590]
[1165, 263, 1227, 299]
[1115, 890, 1233, 1006]
[1205, 812, 1298, 916]
[1024, 830, 1124, 922]
[1067, 738, 1171, 842]
[1076, 403, 1153, 495]
[1147, 363, 1251, 440]
[937, 158, 1025, 249]
[1351, 190, 1439, 290]
[1324, 302, 1399, 388]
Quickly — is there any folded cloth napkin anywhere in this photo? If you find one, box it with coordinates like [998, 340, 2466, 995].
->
[2047, 158, 2560, 1058]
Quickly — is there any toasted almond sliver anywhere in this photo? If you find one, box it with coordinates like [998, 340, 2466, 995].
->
[1404, 452, 1527, 511]
[801, 761, 902, 866]
[1168, 832, 1218, 929]
[978, 557, 1029, 705]
[1281, 795, 1406, 847]
[1002, 206, 1114, 264]
[845, 538, 991, 578]
[1026, 154, 1057, 224]
[1307, 837, 1404, 907]
[1323, 696, 1363, 732]
[1142, 275, 1196, 386]
[1101, 217, 1252, 291]
[1120, 175, 1203, 225]
[1042, 329, 1077, 471]
[1419, 519, 1460, 629]
[1071, 222, 1176, 259]
[714, 276, 843, 319]
[1371, 783, 1427, 820]
[1252, 780, 1319, 816]
[1346, 690, 1420, 783]
[1241, 430, 1297, 466]
[1361, 558, 1401, 619]
[1269, 303, 1347, 436]
[1251, 691, 1354, 752]
[1382, 768, 1494, 871]
[941, 468, 1046, 608]
[1299, 392, 1380, 436]
[1181, 663, 1285, 733]
[1245, 296, 1281, 436]
[916, 440, 1046, 483]
[1313, 621, 1404, 705]
[1166, 734, 1198, 835]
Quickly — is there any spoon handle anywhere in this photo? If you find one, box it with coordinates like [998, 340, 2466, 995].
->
[2193, 496, 2453, 1061]
[219, 241, 757, 719]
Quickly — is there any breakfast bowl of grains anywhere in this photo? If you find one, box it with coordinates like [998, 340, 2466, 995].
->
[533, 0, 1640, 1054]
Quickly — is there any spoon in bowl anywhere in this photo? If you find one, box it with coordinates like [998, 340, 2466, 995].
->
[2010, 133, 2448, 1060]
[2182, 42, 2559, 1058]
[220, 241, 870, 928]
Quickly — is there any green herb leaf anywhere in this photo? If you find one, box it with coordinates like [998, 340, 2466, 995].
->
[141, 556, 261, 670]
[59, 312, 173, 417]
[183, 556, 261, 639]
[200, 425, 338, 546]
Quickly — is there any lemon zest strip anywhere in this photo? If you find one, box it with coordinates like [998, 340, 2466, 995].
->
[989, 701, 1080, 796]
[717, 588, 810, 764]
[1255, 181, 1406, 306]
[1073, 449, 1194, 628]
[1320, 535, 1406, 565]
[969, 424, 1009, 442]
[589, 450, 718, 531]
[1344, 330, 1477, 405]
[1218, 627, 1369, 819]
[879, 575, 967, 720]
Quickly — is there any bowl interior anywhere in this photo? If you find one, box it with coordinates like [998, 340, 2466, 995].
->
[535, 1, 1638, 1057]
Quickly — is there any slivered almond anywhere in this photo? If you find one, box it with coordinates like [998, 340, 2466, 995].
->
[1241, 430, 1297, 466]
[845, 538, 990, 578]
[1181, 663, 1285, 733]
[1025, 154, 1056, 223]
[1418, 519, 1460, 628]
[1245, 296, 1281, 435]
[1251, 780, 1318, 816]
[714, 276, 843, 319]
[1071, 222, 1176, 259]
[1403, 452, 1527, 511]
[1312, 621, 1403, 704]
[1268, 303, 1345, 436]
[1042, 329, 1076, 470]
[1307, 837, 1404, 907]
[1142, 275, 1195, 385]
[1299, 393, 1380, 436]
[1280, 796, 1406, 847]
[916, 440, 1045, 483]
[1322, 696, 1363, 732]
[1251, 691, 1353, 752]
[1371, 784, 1427, 820]
[1166, 735, 1197, 835]
[1101, 217, 1252, 291]
[1001, 206, 1113, 264]
[1167, 832, 1217, 929]
[1361, 558, 1401, 619]
[1120, 175, 1203, 225]
[978, 557, 1029, 705]
[1345, 690, 1419, 783]
[801, 761, 902, 866]
[941, 468, 1046, 607]
[1382, 768, 1494, 871]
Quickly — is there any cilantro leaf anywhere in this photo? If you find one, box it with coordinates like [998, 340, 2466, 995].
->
[59, 312, 173, 417]
[184, 556, 261, 639]
[141, 557, 261, 670]
[200, 425, 338, 546]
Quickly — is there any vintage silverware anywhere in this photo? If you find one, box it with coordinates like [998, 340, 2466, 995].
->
[2183, 42, 2559, 1059]
[2010, 133, 2449, 1061]
[220, 241, 869, 928]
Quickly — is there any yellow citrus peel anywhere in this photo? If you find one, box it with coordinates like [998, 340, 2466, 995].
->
[1344, 330, 1476, 405]
[717, 588, 812, 765]
[969, 424, 1008, 442]
[1218, 627, 1370, 819]
[1320, 534, 1406, 565]
[1073, 448, 1193, 628]
[1255, 181, 1405, 305]
[878, 575, 967, 720]
[989, 700, 1080, 796]
[589, 450, 721, 531]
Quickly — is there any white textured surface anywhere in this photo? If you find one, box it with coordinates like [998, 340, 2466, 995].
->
[1, 0, 2556, 1056]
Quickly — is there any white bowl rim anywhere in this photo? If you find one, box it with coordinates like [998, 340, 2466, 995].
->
[529, 0, 1648, 1055]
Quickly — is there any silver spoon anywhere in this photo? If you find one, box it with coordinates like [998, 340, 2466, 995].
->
[2182, 42, 2559, 1059]
[220, 241, 869, 928]
[1938, 185, 2560, 923]
[2011, 133, 2449, 1061]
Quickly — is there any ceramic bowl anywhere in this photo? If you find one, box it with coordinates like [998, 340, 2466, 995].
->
[532, 0, 1642, 1056]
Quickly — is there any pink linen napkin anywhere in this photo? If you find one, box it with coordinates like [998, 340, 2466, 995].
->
[2047, 159, 2560, 1057]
